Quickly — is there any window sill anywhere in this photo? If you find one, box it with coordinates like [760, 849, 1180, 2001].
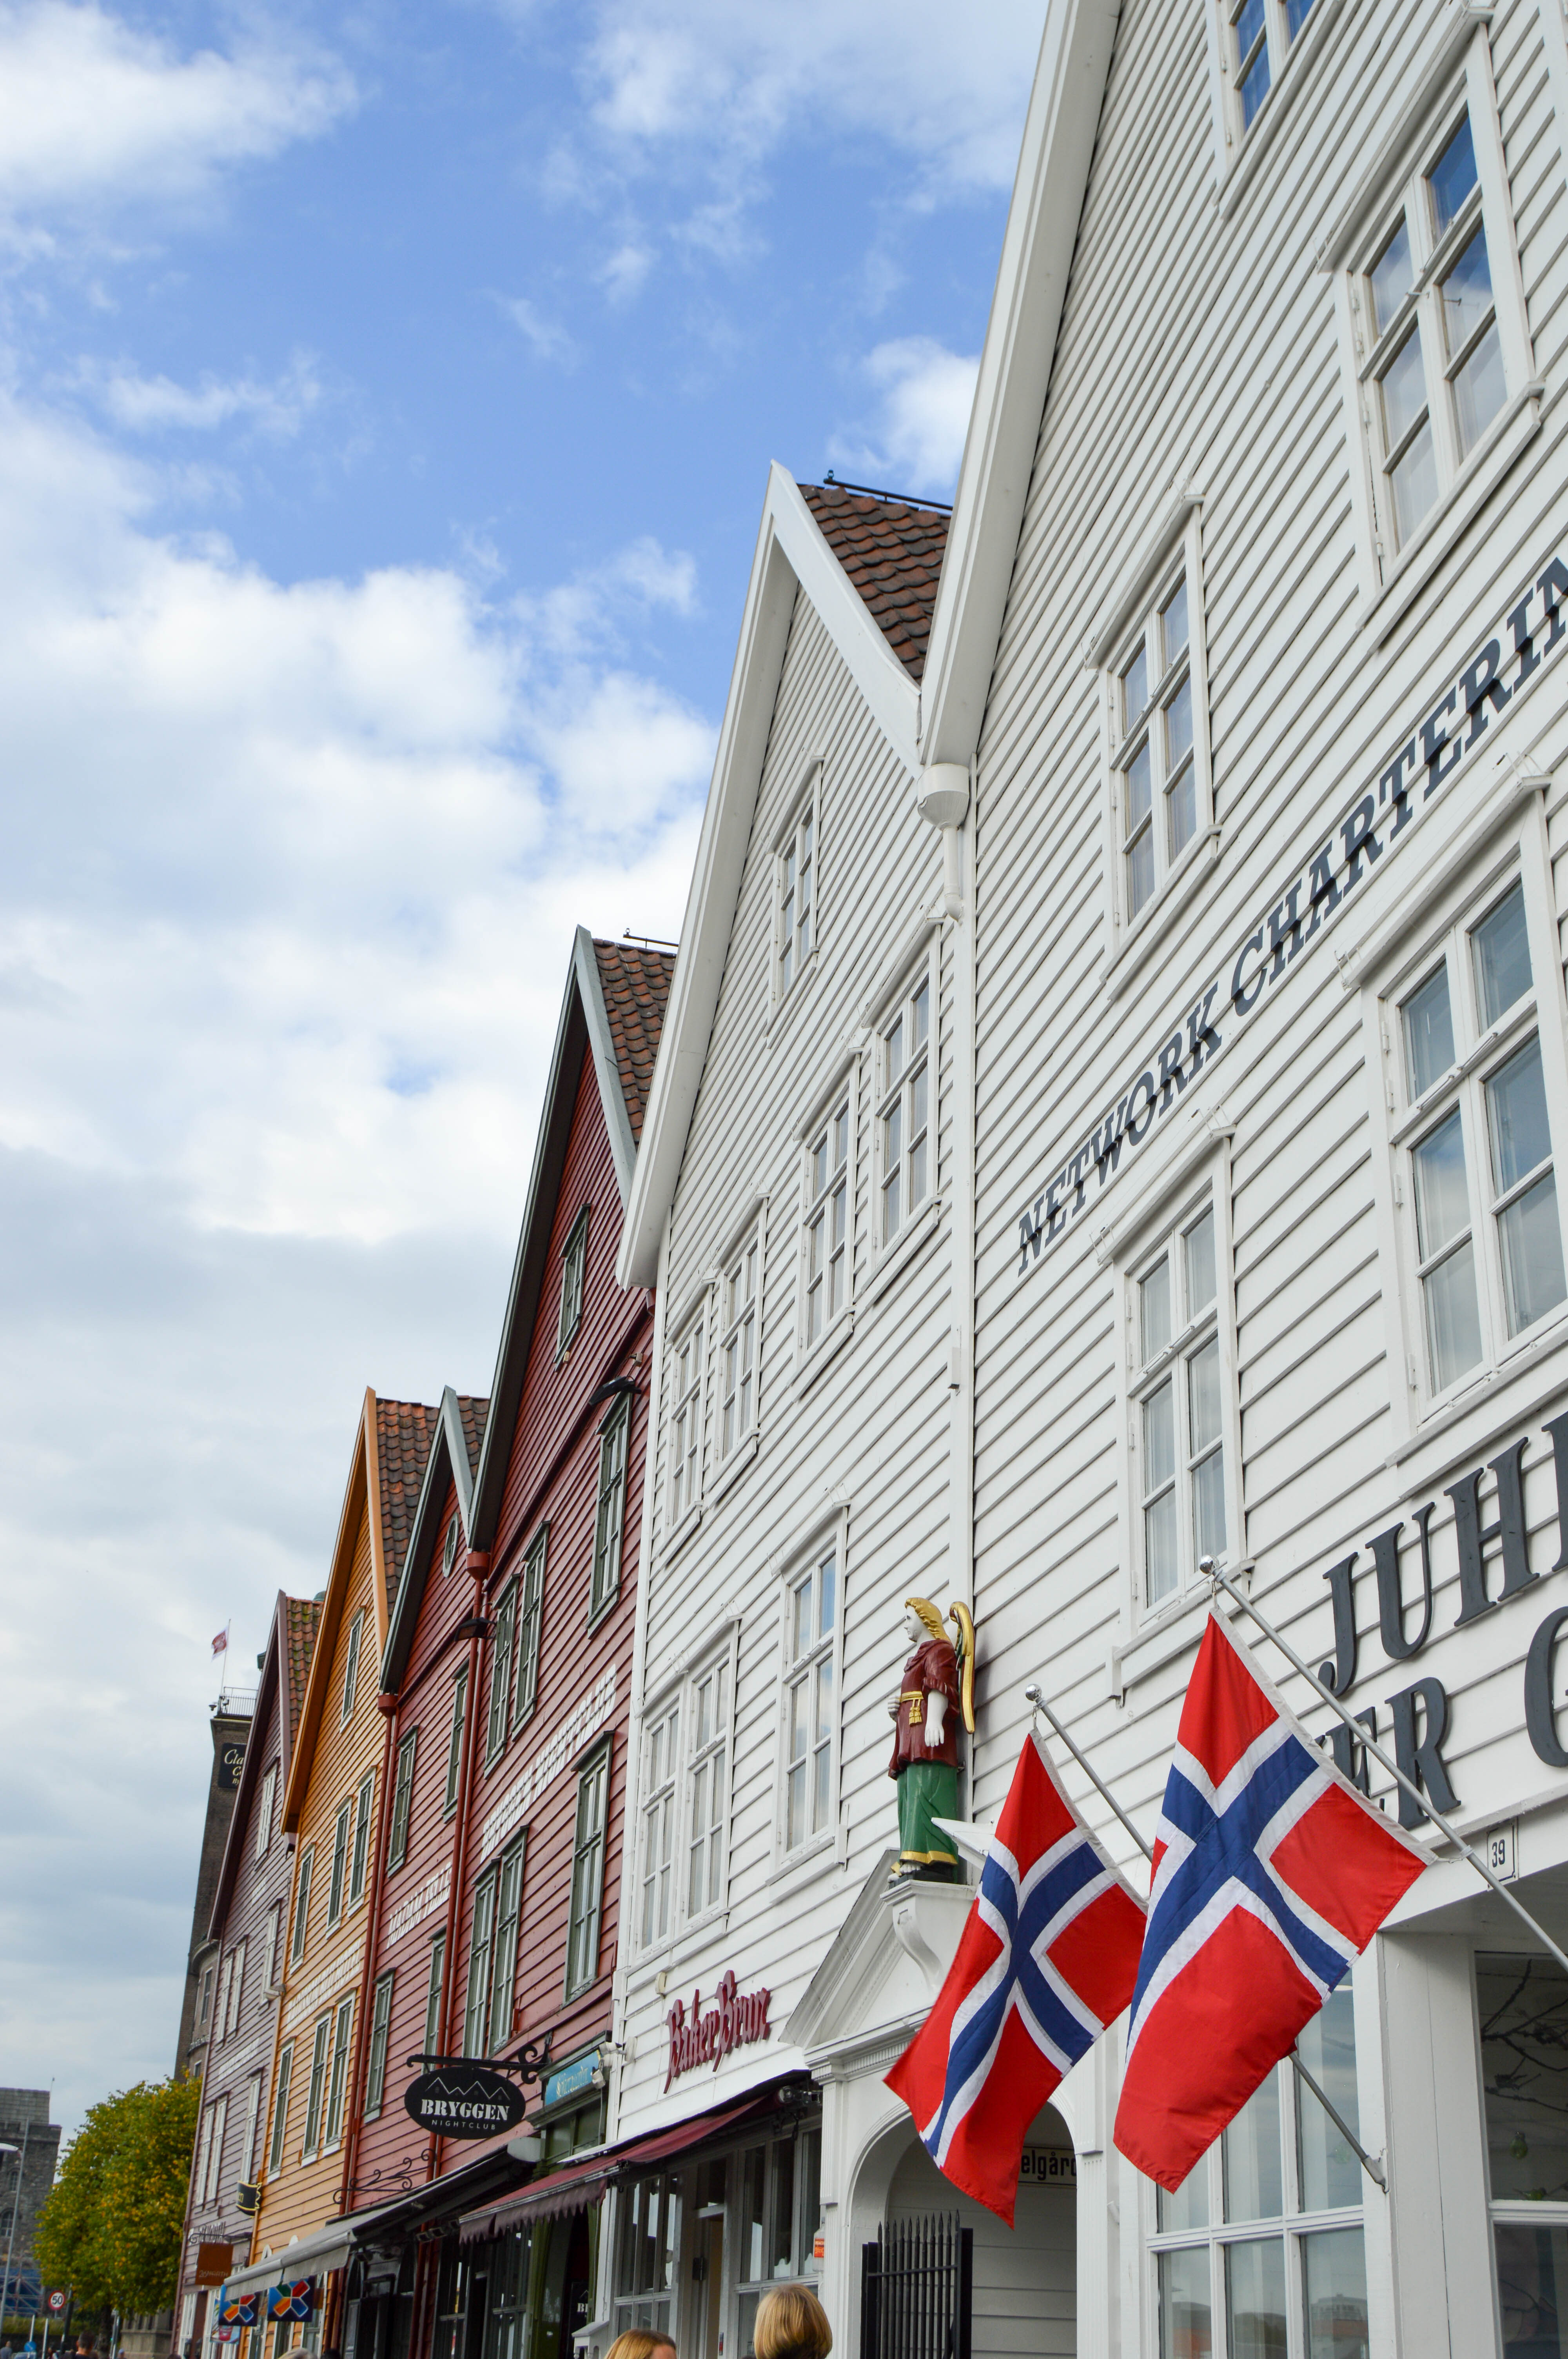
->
[766, 1832, 838, 1892]
[793, 1313, 856, 1401]
[664, 1504, 704, 1564]
[867, 1198, 943, 1305]
[1363, 383, 1543, 645]
[1215, 0, 1356, 222]
[585, 1586, 621, 1639]
[1386, 1305, 1568, 1474]
[1110, 1567, 1250, 1700]
[706, 1430, 759, 1512]
[1102, 830, 1221, 1003]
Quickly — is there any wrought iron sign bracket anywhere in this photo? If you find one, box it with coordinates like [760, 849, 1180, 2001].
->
[403, 2032, 553, 2087]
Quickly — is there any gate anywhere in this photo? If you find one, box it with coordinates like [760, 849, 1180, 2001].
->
[860, 2214, 973, 2359]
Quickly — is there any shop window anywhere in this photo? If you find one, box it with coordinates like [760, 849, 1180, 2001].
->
[781, 1544, 838, 1853]
[388, 1731, 417, 1870]
[255, 1763, 278, 1860]
[301, 2011, 332, 2161]
[686, 1652, 730, 1919]
[483, 2223, 535, 2359]
[558, 1206, 589, 1359]
[735, 2132, 824, 2357]
[639, 1699, 679, 1950]
[590, 1397, 630, 1619]
[566, 1743, 610, 1997]
[774, 769, 820, 1001]
[341, 1608, 364, 1726]
[423, 1931, 446, 2057]
[444, 1668, 468, 1818]
[289, 1846, 314, 1966]
[802, 1083, 854, 1354]
[876, 973, 932, 1247]
[1147, 1986, 1365, 2356]
[668, 1308, 706, 1525]
[488, 1577, 518, 1763]
[489, 1834, 526, 2052]
[268, 2042, 294, 2175]
[1126, 1196, 1238, 1612]
[1479, 1951, 1568, 2347]
[720, 1232, 761, 1459]
[364, 1971, 395, 2120]
[1380, 870, 1568, 1406]
[512, 1530, 547, 1730]
[613, 2174, 680, 2340]
[323, 1992, 354, 2152]
[349, 1769, 375, 1906]
[327, 1796, 353, 1928]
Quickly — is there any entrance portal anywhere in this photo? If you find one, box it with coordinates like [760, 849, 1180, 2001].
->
[883, 2119, 1074, 2359]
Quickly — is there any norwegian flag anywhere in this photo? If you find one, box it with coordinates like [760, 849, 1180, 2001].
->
[885, 1732, 1146, 2223]
[211, 1626, 228, 1658]
[1114, 1611, 1427, 2192]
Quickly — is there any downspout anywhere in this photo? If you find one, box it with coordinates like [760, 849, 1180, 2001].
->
[339, 1690, 401, 2217]
[427, 1551, 490, 2183]
[608, 1278, 666, 2156]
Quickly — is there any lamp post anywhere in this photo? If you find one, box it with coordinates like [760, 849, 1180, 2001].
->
[1, 2125, 30, 2335]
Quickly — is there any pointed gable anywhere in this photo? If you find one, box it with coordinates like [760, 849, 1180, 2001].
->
[592, 940, 676, 1143]
[799, 483, 950, 682]
[284, 1595, 321, 1748]
[374, 1398, 437, 1616]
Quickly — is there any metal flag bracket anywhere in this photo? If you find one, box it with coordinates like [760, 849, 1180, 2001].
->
[1023, 1679, 1388, 2191]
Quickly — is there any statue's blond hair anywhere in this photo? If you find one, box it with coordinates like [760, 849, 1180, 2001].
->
[904, 1595, 946, 1644]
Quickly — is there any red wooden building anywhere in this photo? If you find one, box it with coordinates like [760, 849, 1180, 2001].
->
[340, 931, 673, 2359]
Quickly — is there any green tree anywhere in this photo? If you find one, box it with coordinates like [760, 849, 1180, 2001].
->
[34, 2079, 203, 2315]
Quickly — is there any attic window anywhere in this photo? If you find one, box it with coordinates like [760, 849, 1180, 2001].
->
[558, 1207, 590, 1358]
[442, 1516, 461, 1579]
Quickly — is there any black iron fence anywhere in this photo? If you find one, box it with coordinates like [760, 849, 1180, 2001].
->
[860, 2214, 973, 2359]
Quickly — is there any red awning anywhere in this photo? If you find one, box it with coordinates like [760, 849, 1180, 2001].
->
[457, 2093, 789, 2241]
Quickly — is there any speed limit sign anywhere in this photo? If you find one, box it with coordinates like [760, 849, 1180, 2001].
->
[45, 2293, 67, 2314]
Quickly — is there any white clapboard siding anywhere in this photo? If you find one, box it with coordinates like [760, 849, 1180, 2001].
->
[886, 2141, 1076, 2359]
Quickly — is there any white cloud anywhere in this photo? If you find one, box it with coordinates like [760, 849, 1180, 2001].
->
[599, 238, 653, 302]
[494, 294, 579, 367]
[831, 334, 979, 498]
[76, 350, 323, 436]
[0, 2, 354, 233]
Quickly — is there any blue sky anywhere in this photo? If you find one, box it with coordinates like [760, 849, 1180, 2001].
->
[0, 0, 1041, 2139]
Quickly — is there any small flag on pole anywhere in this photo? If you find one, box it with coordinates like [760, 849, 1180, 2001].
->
[1114, 1610, 1426, 2192]
[886, 1731, 1147, 2223]
[211, 1626, 229, 1657]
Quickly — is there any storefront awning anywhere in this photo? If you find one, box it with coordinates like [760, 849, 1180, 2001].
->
[457, 2083, 813, 2243]
[220, 2195, 408, 2295]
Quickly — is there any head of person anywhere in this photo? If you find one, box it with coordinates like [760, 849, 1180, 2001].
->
[601, 2332, 675, 2359]
[753, 2286, 831, 2359]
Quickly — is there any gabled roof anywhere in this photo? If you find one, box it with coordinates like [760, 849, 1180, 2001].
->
[615, 465, 925, 1289]
[380, 1385, 490, 1695]
[918, 0, 1119, 767]
[375, 1399, 437, 1617]
[207, 1590, 319, 1937]
[798, 483, 950, 681]
[593, 940, 676, 1144]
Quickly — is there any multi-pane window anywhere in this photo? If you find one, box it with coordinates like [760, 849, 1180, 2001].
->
[216, 1950, 234, 2044]
[878, 979, 930, 1243]
[1115, 573, 1196, 923]
[349, 1769, 375, 1905]
[488, 1578, 518, 1761]
[255, 1763, 278, 1859]
[1479, 1952, 1568, 2340]
[1227, 0, 1316, 134]
[614, 2174, 681, 2341]
[261, 1902, 282, 1994]
[566, 1745, 610, 1996]
[1149, 1988, 1365, 2359]
[734, 2132, 825, 2358]
[341, 1608, 364, 1725]
[1134, 1203, 1227, 1610]
[669, 1314, 704, 1520]
[590, 1398, 629, 1617]
[1394, 878, 1566, 1398]
[225, 1940, 247, 2038]
[464, 1867, 499, 2058]
[784, 1547, 837, 1851]
[804, 1098, 851, 1345]
[201, 2093, 228, 2206]
[1358, 110, 1510, 554]
[490, 1835, 526, 2053]
[442, 1512, 461, 1579]
[444, 1668, 468, 1817]
[424, 1931, 446, 2057]
[512, 1534, 546, 1728]
[327, 1796, 353, 1927]
[301, 2012, 331, 2160]
[269, 2042, 294, 2176]
[192, 2105, 215, 2211]
[639, 1700, 680, 1949]
[777, 796, 815, 995]
[323, 1993, 354, 2151]
[388, 1732, 417, 1870]
[198, 1961, 214, 2030]
[687, 1655, 730, 1918]
[290, 1845, 314, 1965]
[720, 1236, 760, 1458]
[558, 1207, 589, 1357]
[239, 2075, 262, 2187]
[365, 1972, 395, 2120]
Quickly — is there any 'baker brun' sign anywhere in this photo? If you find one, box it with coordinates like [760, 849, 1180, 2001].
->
[665, 1970, 771, 2090]
[1016, 549, 1568, 1275]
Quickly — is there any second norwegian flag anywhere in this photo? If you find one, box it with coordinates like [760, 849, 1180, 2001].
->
[885, 1731, 1146, 2224]
[1114, 1610, 1427, 2192]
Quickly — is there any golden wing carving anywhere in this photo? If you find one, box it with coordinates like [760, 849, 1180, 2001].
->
[947, 1601, 976, 1734]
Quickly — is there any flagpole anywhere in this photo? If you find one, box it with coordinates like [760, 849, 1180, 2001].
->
[1025, 1679, 1388, 2190]
[1201, 1557, 1568, 1981]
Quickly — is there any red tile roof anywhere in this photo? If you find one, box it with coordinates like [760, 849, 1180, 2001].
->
[284, 1596, 322, 1747]
[798, 482, 951, 681]
[593, 941, 677, 1141]
[375, 1398, 438, 1611]
[455, 1395, 489, 1481]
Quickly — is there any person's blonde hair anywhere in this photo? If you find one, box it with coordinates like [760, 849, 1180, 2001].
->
[904, 1596, 945, 1645]
[602, 2333, 675, 2359]
[753, 2286, 832, 2359]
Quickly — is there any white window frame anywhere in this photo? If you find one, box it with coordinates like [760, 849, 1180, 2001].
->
[225, 1939, 247, 2038]
[1358, 791, 1568, 1446]
[327, 1794, 353, 1928]
[323, 1992, 354, 2153]
[441, 1510, 461, 1580]
[1092, 499, 1216, 983]
[637, 1693, 681, 1952]
[423, 1931, 446, 2057]
[349, 1768, 375, 1907]
[798, 1064, 858, 1363]
[197, 1959, 214, 2031]
[301, 2011, 331, 2161]
[666, 1301, 708, 1529]
[203, 2092, 227, 2206]
[589, 1395, 630, 1622]
[364, 1971, 395, 2121]
[490, 1832, 526, 2054]
[1327, 28, 1539, 631]
[443, 1667, 468, 1819]
[872, 956, 936, 1259]
[255, 1763, 278, 1860]
[557, 1205, 590, 1359]
[215, 1950, 234, 2045]
[717, 1225, 762, 1463]
[683, 1642, 734, 1925]
[1107, 1143, 1243, 1639]
[773, 1519, 846, 1866]
[566, 1740, 611, 1998]
[464, 1863, 500, 2057]
[636, 1627, 738, 1954]
[262, 1901, 283, 1994]
[289, 1845, 314, 1966]
[512, 1529, 547, 1730]
[487, 1576, 518, 1763]
[341, 1608, 365, 1726]
[192, 2102, 215, 2211]
[269, 2041, 294, 2176]
[388, 1731, 417, 1869]
[772, 760, 822, 1007]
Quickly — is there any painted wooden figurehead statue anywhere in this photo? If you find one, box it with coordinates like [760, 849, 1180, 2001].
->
[888, 1594, 976, 1881]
